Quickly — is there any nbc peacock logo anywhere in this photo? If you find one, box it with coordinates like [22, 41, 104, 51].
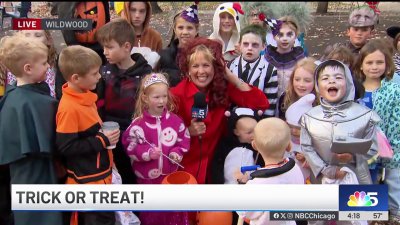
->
[347, 191, 378, 207]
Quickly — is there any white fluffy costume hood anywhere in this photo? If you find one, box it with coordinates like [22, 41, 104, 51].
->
[209, 3, 243, 61]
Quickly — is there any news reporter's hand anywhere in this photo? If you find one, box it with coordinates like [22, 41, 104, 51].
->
[101, 129, 120, 147]
[220, 58, 251, 91]
[334, 153, 353, 163]
[188, 119, 206, 137]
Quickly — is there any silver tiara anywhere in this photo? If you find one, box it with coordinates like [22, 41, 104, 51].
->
[143, 74, 169, 89]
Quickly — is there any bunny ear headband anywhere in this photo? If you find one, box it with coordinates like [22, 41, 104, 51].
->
[259, 14, 283, 37]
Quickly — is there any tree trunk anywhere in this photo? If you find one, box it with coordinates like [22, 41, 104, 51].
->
[150, 2, 162, 14]
[316, 2, 329, 14]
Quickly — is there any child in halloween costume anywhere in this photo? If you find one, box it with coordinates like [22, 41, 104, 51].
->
[300, 60, 380, 186]
[209, 2, 244, 62]
[322, 4, 379, 59]
[121, 2, 163, 68]
[237, 118, 304, 225]
[242, 2, 311, 55]
[262, 16, 306, 100]
[55, 1, 111, 100]
[300, 60, 380, 225]
[122, 73, 190, 225]
[285, 94, 315, 183]
[157, 2, 200, 87]
[0, 35, 63, 225]
[229, 24, 278, 118]
[8, 30, 58, 98]
[211, 107, 264, 185]
[56, 45, 119, 225]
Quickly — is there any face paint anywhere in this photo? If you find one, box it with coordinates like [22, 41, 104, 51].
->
[274, 24, 296, 53]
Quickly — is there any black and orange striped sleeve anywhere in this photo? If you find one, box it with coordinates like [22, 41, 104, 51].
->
[56, 109, 109, 157]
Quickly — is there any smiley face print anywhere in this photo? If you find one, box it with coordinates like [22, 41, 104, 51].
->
[160, 127, 178, 147]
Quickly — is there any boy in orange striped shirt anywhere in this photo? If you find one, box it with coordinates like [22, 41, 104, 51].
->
[56, 45, 120, 225]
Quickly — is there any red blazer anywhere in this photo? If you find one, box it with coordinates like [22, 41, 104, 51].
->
[171, 78, 269, 184]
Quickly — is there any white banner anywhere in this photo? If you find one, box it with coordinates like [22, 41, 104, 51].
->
[12, 184, 338, 211]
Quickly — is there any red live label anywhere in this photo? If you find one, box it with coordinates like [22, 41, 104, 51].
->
[12, 18, 42, 30]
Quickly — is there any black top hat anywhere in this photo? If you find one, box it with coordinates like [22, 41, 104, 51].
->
[386, 26, 400, 39]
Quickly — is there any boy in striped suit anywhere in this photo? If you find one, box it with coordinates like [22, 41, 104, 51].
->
[229, 24, 278, 117]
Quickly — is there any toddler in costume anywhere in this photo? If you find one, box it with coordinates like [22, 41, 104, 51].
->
[122, 73, 190, 225]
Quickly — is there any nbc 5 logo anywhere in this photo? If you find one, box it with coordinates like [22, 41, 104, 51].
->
[198, 109, 206, 117]
[347, 191, 378, 207]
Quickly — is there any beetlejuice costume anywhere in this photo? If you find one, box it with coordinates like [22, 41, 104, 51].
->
[300, 60, 380, 185]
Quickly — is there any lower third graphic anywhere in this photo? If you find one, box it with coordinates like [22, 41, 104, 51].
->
[270, 211, 338, 221]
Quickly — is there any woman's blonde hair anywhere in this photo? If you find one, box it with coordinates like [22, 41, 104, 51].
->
[133, 73, 176, 119]
[282, 57, 319, 111]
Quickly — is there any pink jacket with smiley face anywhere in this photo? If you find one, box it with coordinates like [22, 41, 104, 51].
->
[122, 109, 190, 183]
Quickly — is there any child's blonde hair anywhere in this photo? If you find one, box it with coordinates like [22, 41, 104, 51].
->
[283, 57, 318, 111]
[278, 16, 299, 36]
[354, 39, 395, 82]
[0, 35, 48, 77]
[253, 118, 290, 157]
[17, 30, 58, 67]
[58, 45, 102, 81]
[133, 73, 176, 119]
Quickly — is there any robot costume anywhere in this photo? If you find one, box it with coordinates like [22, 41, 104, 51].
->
[300, 60, 380, 184]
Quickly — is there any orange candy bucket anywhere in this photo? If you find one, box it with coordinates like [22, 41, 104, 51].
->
[161, 171, 197, 184]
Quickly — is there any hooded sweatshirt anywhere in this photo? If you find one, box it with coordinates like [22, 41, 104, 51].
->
[209, 3, 242, 62]
[121, 2, 163, 52]
[97, 53, 152, 130]
[300, 60, 380, 184]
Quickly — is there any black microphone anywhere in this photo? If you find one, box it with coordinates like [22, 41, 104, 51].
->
[191, 92, 208, 140]
[191, 92, 208, 121]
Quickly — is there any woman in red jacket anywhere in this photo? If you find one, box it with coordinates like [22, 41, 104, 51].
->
[171, 37, 270, 184]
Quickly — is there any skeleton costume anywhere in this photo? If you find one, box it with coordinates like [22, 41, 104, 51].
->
[300, 60, 380, 185]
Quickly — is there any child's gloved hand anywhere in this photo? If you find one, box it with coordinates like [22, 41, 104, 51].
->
[149, 147, 161, 160]
[168, 152, 182, 163]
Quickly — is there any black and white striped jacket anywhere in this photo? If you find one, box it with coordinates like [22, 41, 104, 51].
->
[229, 56, 278, 117]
